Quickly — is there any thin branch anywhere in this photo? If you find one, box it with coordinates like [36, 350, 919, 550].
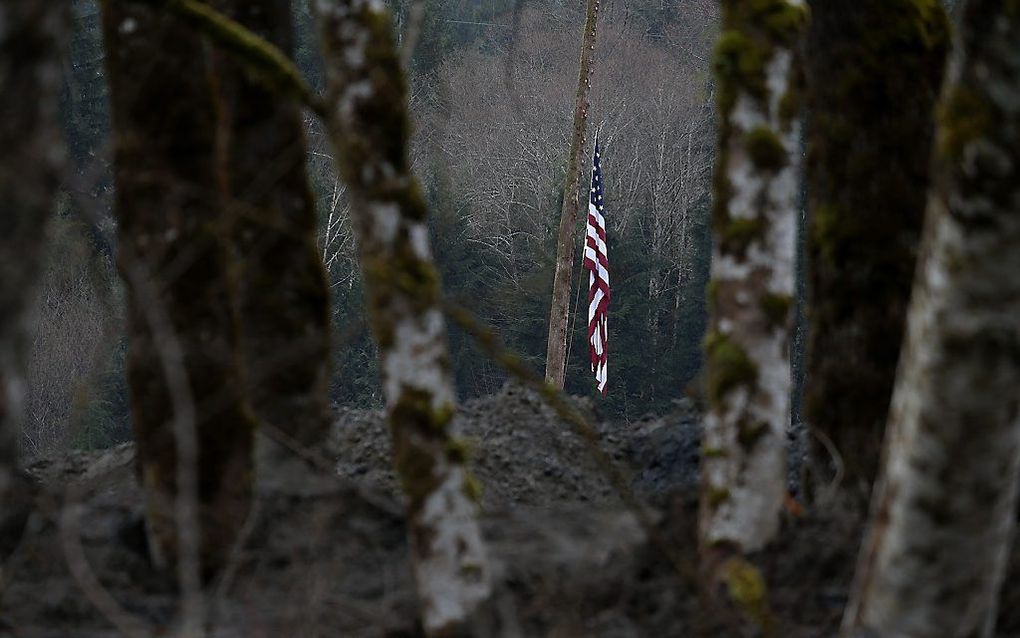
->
[162, 0, 326, 116]
[60, 459, 154, 638]
[119, 253, 205, 637]
[400, 0, 426, 67]
[442, 299, 697, 585]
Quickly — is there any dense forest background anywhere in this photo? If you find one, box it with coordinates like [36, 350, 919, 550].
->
[35, 0, 720, 456]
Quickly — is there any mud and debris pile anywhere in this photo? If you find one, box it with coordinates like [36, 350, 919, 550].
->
[332, 383, 703, 510]
[4, 386, 1020, 637]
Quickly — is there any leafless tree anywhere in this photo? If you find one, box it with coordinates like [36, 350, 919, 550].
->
[316, 0, 492, 633]
[102, 0, 254, 590]
[211, 0, 334, 455]
[842, 1, 1020, 635]
[699, 0, 805, 556]
[803, 0, 950, 498]
[25, 219, 116, 457]
[426, 8, 716, 357]
[0, 0, 70, 552]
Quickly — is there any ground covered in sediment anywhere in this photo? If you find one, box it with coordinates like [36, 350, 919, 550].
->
[4, 385, 1020, 637]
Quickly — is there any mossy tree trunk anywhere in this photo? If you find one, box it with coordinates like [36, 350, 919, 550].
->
[102, 0, 253, 577]
[544, 0, 600, 389]
[316, 1, 491, 634]
[210, 0, 333, 455]
[699, 0, 806, 555]
[842, 2, 1020, 636]
[803, 0, 950, 498]
[0, 0, 69, 551]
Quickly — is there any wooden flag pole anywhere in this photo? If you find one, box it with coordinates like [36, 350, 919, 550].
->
[544, 0, 600, 389]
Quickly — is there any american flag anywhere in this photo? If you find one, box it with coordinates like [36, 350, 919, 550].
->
[583, 137, 610, 395]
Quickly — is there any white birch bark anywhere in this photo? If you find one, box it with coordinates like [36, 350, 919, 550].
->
[315, 0, 491, 633]
[842, 2, 1020, 636]
[700, 0, 805, 554]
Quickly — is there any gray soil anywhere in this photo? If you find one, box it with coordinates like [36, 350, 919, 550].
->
[331, 383, 704, 511]
[3, 385, 1019, 637]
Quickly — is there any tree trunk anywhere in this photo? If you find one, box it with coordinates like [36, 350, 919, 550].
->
[0, 0, 69, 553]
[842, 2, 1020, 635]
[699, 0, 806, 554]
[544, 0, 600, 389]
[102, 0, 253, 577]
[803, 0, 950, 498]
[316, 2, 491, 634]
[210, 0, 333, 454]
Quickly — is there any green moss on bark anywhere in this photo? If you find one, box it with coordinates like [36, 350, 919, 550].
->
[804, 0, 950, 495]
[719, 216, 767, 257]
[760, 293, 792, 327]
[703, 445, 729, 458]
[722, 557, 775, 633]
[746, 126, 787, 171]
[738, 420, 769, 450]
[212, 0, 333, 449]
[463, 473, 483, 502]
[938, 86, 994, 161]
[317, 0, 489, 565]
[715, 0, 808, 117]
[103, 0, 255, 577]
[715, 31, 768, 116]
[778, 86, 800, 130]
[444, 436, 471, 464]
[708, 487, 732, 509]
[706, 331, 759, 405]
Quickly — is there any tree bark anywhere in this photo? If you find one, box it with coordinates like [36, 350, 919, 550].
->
[102, 0, 253, 577]
[316, 1, 491, 634]
[544, 0, 600, 389]
[210, 0, 333, 453]
[842, 2, 1020, 636]
[803, 0, 950, 498]
[0, 0, 69, 553]
[699, 0, 806, 554]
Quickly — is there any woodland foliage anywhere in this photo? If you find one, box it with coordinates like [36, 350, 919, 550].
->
[5, 0, 1020, 636]
[36, 0, 719, 457]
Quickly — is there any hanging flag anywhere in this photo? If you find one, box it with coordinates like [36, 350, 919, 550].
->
[583, 136, 610, 396]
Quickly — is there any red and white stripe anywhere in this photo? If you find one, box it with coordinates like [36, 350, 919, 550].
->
[583, 140, 609, 395]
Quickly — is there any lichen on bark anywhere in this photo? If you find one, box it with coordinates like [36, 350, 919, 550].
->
[315, 0, 491, 633]
[101, 0, 254, 577]
[803, 0, 950, 498]
[842, 2, 1020, 636]
[700, 0, 806, 555]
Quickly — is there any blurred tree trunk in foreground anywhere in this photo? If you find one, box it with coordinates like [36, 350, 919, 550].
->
[0, 1, 69, 552]
[545, 0, 600, 389]
[211, 0, 333, 454]
[842, 2, 1020, 636]
[316, 0, 491, 634]
[699, 0, 806, 554]
[803, 0, 949, 498]
[102, 1, 253, 576]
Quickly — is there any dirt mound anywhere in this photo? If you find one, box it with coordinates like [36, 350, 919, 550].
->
[332, 383, 703, 510]
[6, 389, 1020, 637]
